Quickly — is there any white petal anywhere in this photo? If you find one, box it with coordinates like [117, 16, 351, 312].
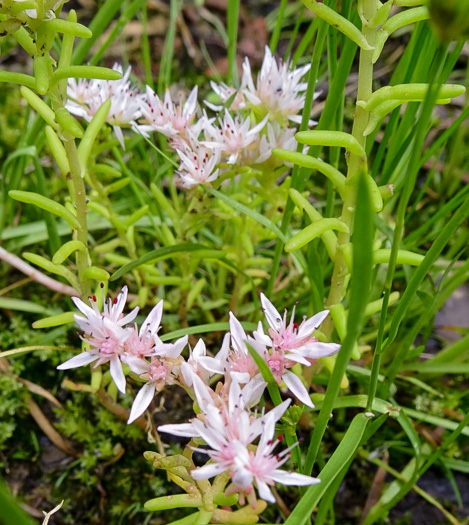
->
[260, 293, 283, 330]
[113, 126, 126, 150]
[303, 342, 341, 359]
[256, 480, 275, 503]
[191, 463, 226, 480]
[252, 321, 272, 347]
[242, 375, 267, 408]
[139, 301, 163, 337]
[158, 422, 198, 438]
[192, 420, 224, 451]
[231, 465, 253, 490]
[192, 339, 206, 359]
[284, 353, 312, 366]
[71, 296, 95, 318]
[180, 362, 194, 386]
[229, 312, 248, 354]
[270, 470, 321, 486]
[230, 371, 251, 384]
[282, 371, 314, 409]
[122, 356, 149, 375]
[128, 382, 156, 423]
[57, 352, 98, 370]
[196, 356, 227, 375]
[119, 306, 140, 327]
[110, 355, 126, 394]
[192, 373, 215, 413]
[297, 310, 330, 339]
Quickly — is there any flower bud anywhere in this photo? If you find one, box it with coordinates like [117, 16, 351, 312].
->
[428, 0, 469, 41]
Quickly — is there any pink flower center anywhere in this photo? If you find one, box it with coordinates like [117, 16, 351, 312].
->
[264, 349, 290, 383]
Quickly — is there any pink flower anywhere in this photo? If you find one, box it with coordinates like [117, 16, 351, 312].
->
[241, 46, 316, 125]
[183, 391, 318, 505]
[226, 415, 320, 504]
[66, 64, 144, 149]
[124, 301, 164, 358]
[124, 334, 188, 424]
[252, 122, 298, 164]
[175, 134, 221, 188]
[57, 287, 139, 394]
[139, 86, 198, 138]
[180, 338, 211, 386]
[254, 293, 341, 361]
[203, 110, 268, 164]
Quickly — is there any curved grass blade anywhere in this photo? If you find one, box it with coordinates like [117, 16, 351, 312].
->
[160, 322, 257, 342]
[304, 172, 374, 476]
[111, 243, 226, 281]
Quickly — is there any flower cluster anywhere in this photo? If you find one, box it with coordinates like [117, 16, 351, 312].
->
[66, 46, 314, 187]
[57, 286, 187, 402]
[58, 286, 340, 506]
[159, 375, 320, 505]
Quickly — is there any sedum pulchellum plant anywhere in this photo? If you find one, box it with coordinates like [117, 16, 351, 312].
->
[56, 285, 336, 522]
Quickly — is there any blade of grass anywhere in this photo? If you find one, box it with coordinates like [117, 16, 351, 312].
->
[157, 0, 182, 94]
[304, 172, 374, 476]
[227, 0, 240, 85]
[369, 42, 450, 406]
[270, 0, 289, 54]
[71, 0, 126, 64]
[111, 243, 226, 281]
[160, 322, 257, 342]
[89, 0, 147, 66]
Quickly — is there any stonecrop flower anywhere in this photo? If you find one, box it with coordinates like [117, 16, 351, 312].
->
[203, 110, 268, 164]
[139, 86, 199, 139]
[241, 46, 314, 125]
[66, 64, 143, 148]
[254, 293, 341, 360]
[159, 375, 319, 505]
[57, 286, 139, 393]
[123, 333, 187, 424]
[57, 288, 187, 407]
[175, 133, 221, 188]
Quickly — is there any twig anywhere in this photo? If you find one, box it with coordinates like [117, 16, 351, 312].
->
[24, 396, 78, 457]
[0, 246, 78, 296]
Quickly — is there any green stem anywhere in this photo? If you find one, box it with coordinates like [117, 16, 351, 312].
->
[323, 1, 377, 323]
[62, 138, 92, 297]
